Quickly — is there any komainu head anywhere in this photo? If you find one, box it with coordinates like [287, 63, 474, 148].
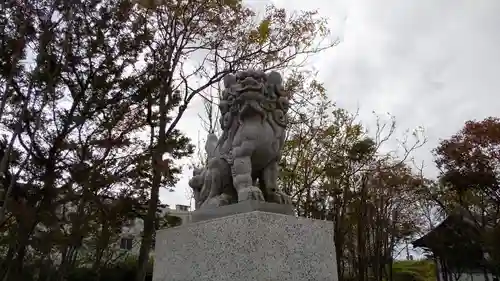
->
[218, 70, 290, 130]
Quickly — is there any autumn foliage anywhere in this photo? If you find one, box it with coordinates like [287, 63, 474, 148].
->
[430, 117, 500, 277]
[434, 117, 500, 203]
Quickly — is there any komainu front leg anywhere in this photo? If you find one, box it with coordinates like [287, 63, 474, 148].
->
[200, 158, 232, 209]
[262, 162, 292, 205]
[231, 145, 264, 202]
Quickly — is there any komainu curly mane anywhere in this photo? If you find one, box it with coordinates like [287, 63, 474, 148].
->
[189, 70, 291, 209]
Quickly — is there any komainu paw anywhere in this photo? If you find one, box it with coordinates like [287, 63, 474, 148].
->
[237, 186, 265, 202]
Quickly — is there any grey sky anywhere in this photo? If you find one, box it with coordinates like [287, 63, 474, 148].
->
[160, 0, 500, 208]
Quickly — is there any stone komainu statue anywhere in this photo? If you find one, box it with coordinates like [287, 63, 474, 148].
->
[188, 70, 292, 209]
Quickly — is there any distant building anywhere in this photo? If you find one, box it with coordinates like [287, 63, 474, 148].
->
[413, 211, 498, 281]
[117, 204, 192, 256]
[30, 198, 191, 267]
[166, 204, 192, 224]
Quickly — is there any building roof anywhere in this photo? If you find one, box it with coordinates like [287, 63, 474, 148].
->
[413, 210, 487, 270]
[413, 212, 479, 249]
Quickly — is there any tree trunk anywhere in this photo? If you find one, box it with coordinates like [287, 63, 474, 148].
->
[0, 119, 24, 224]
[3, 233, 29, 281]
[56, 191, 90, 281]
[483, 268, 491, 281]
[4, 164, 58, 280]
[334, 214, 345, 281]
[56, 245, 81, 281]
[135, 143, 163, 281]
[135, 83, 170, 281]
[93, 222, 111, 281]
[0, 242, 16, 280]
[357, 178, 369, 281]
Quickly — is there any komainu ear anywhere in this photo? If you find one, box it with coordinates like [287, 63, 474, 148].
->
[223, 74, 237, 88]
[267, 71, 282, 86]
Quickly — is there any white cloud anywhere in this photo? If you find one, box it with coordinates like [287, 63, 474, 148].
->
[161, 0, 500, 206]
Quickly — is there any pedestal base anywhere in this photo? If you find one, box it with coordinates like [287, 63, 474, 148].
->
[190, 200, 295, 223]
[152, 208, 338, 281]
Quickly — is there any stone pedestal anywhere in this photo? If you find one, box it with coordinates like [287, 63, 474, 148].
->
[152, 202, 338, 281]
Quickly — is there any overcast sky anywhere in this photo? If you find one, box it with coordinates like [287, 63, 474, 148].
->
[160, 0, 500, 209]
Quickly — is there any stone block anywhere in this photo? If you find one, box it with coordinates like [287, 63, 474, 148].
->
[190, 200, 295, 223]
[152, 210, 338, 281]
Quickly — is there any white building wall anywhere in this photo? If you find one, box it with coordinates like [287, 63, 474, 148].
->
[23, 201, 191, 265]
[116, 204, 192, 257]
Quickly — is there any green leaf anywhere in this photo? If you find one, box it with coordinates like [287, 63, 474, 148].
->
[257, 19, 271, 44]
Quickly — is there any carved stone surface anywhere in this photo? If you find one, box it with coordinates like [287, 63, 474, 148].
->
[190, 200, 294, 223]
[188, 70, 292, 210]
[152, 211, 339, 281]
